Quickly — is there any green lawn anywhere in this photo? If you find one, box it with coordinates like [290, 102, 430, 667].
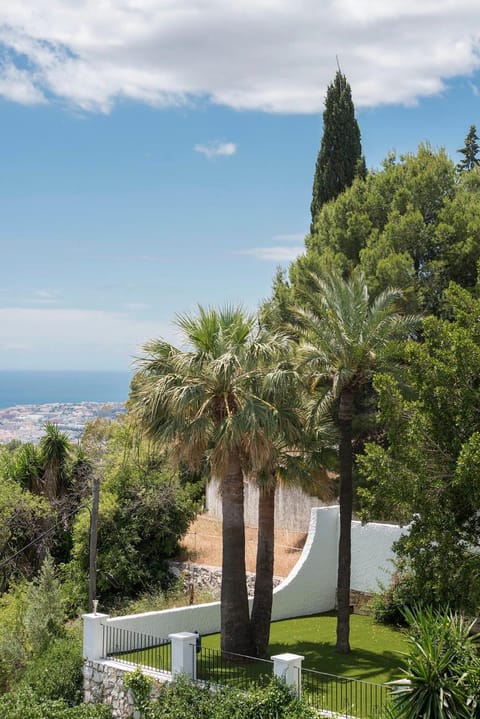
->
[112, 614, 406, 717]
[201, 612, 407, 684]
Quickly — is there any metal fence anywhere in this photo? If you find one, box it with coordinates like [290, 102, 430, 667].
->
[100, 626, 391, 718]
[102, 624, 171, 673]
[302, 667, 390, 718]
[196, 645, 274, 691]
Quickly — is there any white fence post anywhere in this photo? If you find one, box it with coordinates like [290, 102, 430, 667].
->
[271, 652, 304, 698]
[169, 632, 197, 680]
[82, 613, 109, 660]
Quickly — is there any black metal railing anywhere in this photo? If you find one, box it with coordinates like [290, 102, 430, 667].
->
[196, 645, 273, 691]
[103, 624, 171, 673]
[302, 667, 390, 718]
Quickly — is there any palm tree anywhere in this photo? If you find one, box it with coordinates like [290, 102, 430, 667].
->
[295, 270, 418, 653]
[39, 423, 72, 503]
[130, 306, 295, 656]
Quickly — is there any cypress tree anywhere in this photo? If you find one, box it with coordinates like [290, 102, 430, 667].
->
[457, 124, 480, 172]
[310, 71, 365, 232]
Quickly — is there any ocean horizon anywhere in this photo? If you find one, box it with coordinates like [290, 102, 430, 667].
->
[0, 370, 132, 409]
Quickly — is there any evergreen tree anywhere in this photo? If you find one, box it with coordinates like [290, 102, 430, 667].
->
[457, 124, 480, 172]
[310, 71, 365, 231]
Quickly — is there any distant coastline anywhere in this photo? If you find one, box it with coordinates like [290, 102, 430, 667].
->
[0, 401, 125, 444]
[0, 370, 132, 409]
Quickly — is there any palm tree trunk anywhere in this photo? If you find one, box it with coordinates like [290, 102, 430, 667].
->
[335, 389, 354, 654]
[221, 454, 255, 656]
[251, 481, 275, 657]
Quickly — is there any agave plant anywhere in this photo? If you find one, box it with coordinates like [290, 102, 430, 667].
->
[389, 606, 480, 719]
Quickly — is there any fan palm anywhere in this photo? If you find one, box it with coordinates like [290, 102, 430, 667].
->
[130, 306, 297, 656]
[295, 269, 419, 653]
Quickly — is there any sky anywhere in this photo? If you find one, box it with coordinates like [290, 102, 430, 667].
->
[0, 0, 480, 371]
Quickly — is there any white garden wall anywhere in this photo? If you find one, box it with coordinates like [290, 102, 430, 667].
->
[86, 506, 408, 652]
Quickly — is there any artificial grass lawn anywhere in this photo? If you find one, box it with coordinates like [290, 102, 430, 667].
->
[114, 614, 406, 716]
[201, 612, 407, 684]
[113, 613, 407, 686]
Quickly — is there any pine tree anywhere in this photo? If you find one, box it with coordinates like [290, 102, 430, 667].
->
[457, 125, 480, 172]
[310, 71, 365, 232]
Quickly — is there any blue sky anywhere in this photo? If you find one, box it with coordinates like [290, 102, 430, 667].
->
[0, 1, 480, 371]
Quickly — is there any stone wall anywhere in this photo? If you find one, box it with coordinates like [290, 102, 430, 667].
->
[83, 659, 165, 719]
[170, 561, 283, 599]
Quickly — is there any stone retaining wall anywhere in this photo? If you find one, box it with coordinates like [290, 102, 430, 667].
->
[170, 561, 283, 598]
[83, 659, 166, 719]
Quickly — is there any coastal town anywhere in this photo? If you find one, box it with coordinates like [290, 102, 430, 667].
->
[0, 402, 125, 444]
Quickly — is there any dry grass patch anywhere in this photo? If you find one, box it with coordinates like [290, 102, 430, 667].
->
[178, 514, 307, 578]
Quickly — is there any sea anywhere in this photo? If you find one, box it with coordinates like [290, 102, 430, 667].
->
[0, 370, 132, 409]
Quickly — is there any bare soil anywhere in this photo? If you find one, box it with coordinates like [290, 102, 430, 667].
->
[178, 514, 307, 578]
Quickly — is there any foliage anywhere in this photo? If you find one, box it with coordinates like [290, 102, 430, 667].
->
[0, 467, 51, 592]
[24, 553, 65, 654]
[0, 556, 66, 691]
[68, 419, 198, 609]
[310, 70, 365, 231]
[457, 124, 480, 172]
[390, 607, 480, 719]
[20, 631, 83, 706]
[0, 689, 112, 719]
[124, 667, 154, 719]
[39, 423, 72, 503]
[292, 268, 418, 653]
[111, 581, 217, 616]
[149, 674, 316, 719]
[371, 573, 425, 627]
[359, 284, 480, 614]
[130, 305, 302, 656]
[291, 144, 480, 315]
[0, 583, 28, 692]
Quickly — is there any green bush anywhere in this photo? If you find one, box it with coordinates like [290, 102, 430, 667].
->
[68, 460, 198, 609]
[21, 632, 83, 705]
[146, 675, 316, 719]
[372, 571, 422, 626]
[0, 688, 112, 719]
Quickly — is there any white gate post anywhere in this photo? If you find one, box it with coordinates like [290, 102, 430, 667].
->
[169, 632, 197, 680]
[82, 613, 109, 660]
[271, 652, 304, 698]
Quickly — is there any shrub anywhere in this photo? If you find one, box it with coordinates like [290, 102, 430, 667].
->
[147, 675, 316, 719]
[24, 554, 65, 654]
[0, 688, 112, 719]
[372, 571, 422, 626]
[21, 631, 83, 705]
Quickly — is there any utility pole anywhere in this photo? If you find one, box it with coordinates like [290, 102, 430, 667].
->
[88, 471, 100, 612]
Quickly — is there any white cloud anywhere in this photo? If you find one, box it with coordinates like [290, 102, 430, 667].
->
[0, 62, 46, 104]
[0, 2, 479, 112]
[238, 246, 304, 262]
[194, 141, 237, 159]
[0, 307, 175, 369]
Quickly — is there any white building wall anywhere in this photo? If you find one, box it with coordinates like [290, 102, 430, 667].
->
[90, 507, 408, 647]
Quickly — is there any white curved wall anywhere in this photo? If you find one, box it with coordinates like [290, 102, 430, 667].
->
[90, 506, 408, 646]
[271, 505, 339, 619]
